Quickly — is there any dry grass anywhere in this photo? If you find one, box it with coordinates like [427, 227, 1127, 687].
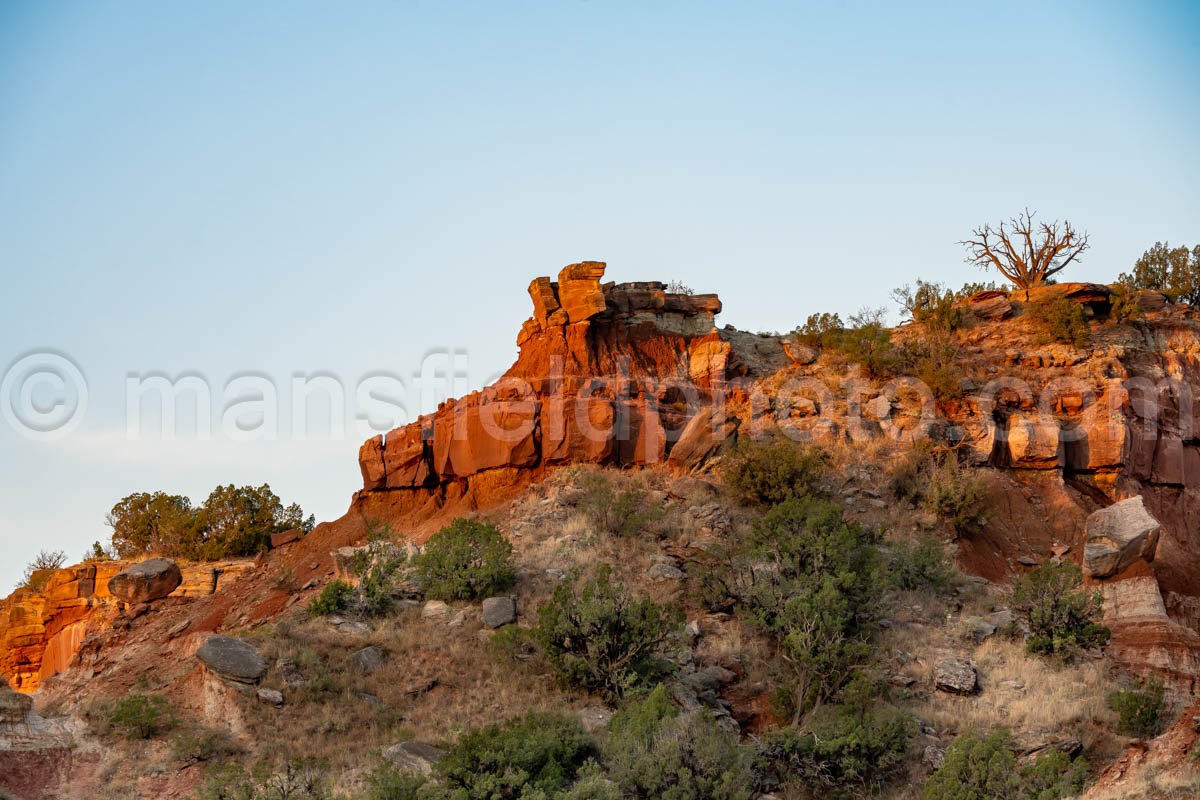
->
[906, 637, 1115, 746]
[239, 610, 588, 767]
[1087, 765, 1200, 800]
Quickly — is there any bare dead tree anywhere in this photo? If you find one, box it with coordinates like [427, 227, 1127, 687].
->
[961, 209, 1090, 295]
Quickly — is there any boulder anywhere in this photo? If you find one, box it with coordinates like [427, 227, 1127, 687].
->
[256, 688, 284, 707]
[352, 646, 387, 674]
[422, 601, 449, 619]
[481, 597, 517, 629]
[196, 636, 267, 688]
[648, 562, 685, 582]
[382, 741, 445, 776]
[107, 558, 182, 604]
[934, 657, 977, 695]
[1084, 496, 1161, 579]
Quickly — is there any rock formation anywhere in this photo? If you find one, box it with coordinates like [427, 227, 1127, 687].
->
[0, 559, 254, 692]
[342, 269, 1200, 698]
[1084, 497, 1161, 578]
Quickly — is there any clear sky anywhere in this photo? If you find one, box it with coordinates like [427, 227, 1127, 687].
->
[1, 1, 1197, 589]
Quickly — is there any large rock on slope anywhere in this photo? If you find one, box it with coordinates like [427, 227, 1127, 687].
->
[383, 741, 445, 776]
[934, 657, 978, 695]
[196, 636, 267, 688]
[1084, 497, 1161, 579]
[107, 558, 182, 603]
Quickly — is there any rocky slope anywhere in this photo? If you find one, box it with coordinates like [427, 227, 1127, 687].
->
[5, 261, 1200, 798]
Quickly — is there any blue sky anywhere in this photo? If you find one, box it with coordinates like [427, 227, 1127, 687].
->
[1, 1, 1197, 589]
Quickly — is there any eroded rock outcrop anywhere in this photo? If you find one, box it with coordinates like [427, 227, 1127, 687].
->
[1, 559, 255, 692]
[358, 262, 744, 503]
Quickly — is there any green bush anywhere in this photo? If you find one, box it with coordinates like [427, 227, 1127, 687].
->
[769, 675, 915, 797]
[353, 541, 408, 617]
[170, 726, 238, 763]
[795, 312, 845, 348]
[1108, 283, 1143, 323]
[1108, 678, 1166, 738]
[196, 758, 332, 800]
[602, 685, 759, 800]
[836, 310, 900, 378]
[109, 693, 175, 739]
[1012, 562, 1110, 658]
[575, 471, 662, 537]
[723, 439, 825, 506]
[794, 309, 899, 377]
[531, 565, 680, 701]
[921, 456, 989, 536]
[429, 713, 598, 800]
[1020, 749, 1090, 799]
[308, 580, 354, 617]
[887, 538, 954, 592]
[714, 495, 884, 719]
[1030, 298, 1090, 348]
[892, 280, 966, 333]
[360, 762, 426, 800]
[414, 518, 516, 601]
[923, 728, 1087, 800]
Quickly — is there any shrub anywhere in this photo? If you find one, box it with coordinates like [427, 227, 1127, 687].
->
[109, 693, 175, 739]
[430, 712, 597, 800]
[352, 540, 408, 617]
[575, 471, 662, 537]
[795, 312, 845, 348]
[923, 728, 1020, 799]
[1109, 678, 1166, 738]
[921, 455, 989, 536]
[361, 763, 426, 800]
[1012, 562, 1110, 658]
[718, 495, 884, 720]
[769, 675, 915, 796]
[19, 549, 67, 591]
[414, 518, 516, 601]
[892, 280, 966, 333]
[531, 565, 680, 701]
[923, 728, 1087, 800]
[1108, 283, 1143, 323]
[888, 538, 954, 592]
[170, 726, 239, 763]
[794, 309, 899, 377]
[602, 685, 759, 800]
[836, 309, 900, 378]
[1030, 298, 1090, 349]
[723, 439, 825, 505]
[197, 759, 332, 800]
[308, 580, 354, 617]
[1020, 749, 1090, 799]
